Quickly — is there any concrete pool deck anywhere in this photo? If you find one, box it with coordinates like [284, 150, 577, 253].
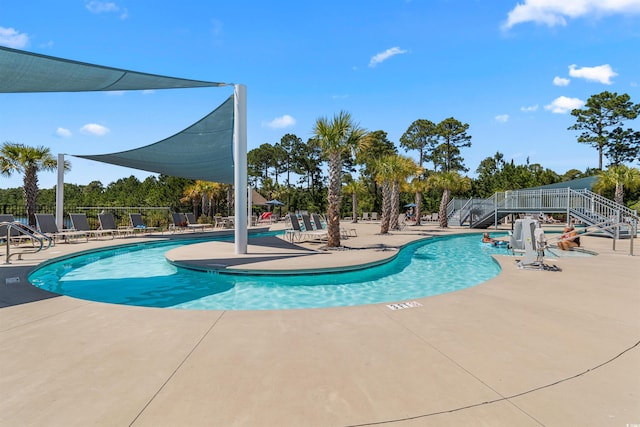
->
[0, 221, 638, 426]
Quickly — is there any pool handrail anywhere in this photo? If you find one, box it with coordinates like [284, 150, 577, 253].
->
[2, 220, 53, 263]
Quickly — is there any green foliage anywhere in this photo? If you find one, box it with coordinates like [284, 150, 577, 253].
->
[569, 91, 639, 169]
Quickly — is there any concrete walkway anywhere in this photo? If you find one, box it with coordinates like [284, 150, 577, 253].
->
[1, 222, 638, 426]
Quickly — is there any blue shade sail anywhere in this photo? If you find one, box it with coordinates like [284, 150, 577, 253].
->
[0, 46, 225, 92]
[1, 46, 236, 183]
[77, 96, 235, 184]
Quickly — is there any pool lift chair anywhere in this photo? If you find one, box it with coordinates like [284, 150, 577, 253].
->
[511, 217, 559, 271]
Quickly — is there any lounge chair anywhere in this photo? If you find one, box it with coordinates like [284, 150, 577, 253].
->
[170, 213, 190, 232]
[70, 213, 115, 239]
[129, 213, 160, 233]
[35, 213, 88, 243]
[371, 212, 378, 221]
[99, 212, 133, 237]
[284, 214, 321, 242]
[283, 214, 304, 242]
[0, 214, 37, 246]
[300, 214, 328, 240]
[362, 212, 370, 221]
[185, 212, 212, 231]
[258, 211, 273, 224]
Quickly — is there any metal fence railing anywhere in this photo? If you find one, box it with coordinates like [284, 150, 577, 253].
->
[1, 205, 173, 229]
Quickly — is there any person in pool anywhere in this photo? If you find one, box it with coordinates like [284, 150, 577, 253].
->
[482, 232, 507, 246]
[557, 225, 580, 250]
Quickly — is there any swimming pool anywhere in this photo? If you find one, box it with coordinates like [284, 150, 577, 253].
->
[29, 232, 511, 310]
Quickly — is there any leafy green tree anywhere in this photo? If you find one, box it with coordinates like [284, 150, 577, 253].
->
[1, 142, 68, 226]
[569, 91, 639, 170]
[313, 111, 367, 247]
[342, 176, 367, 223]
[355, 130, 397, 213]
[604, 127, 640, 167]
[433, 117, 472, 173]
[400, 119, 437, 223]
[593, 165, 640, 206]
[247, 143, 275, 186]
[426, 171, 471, 228]
[400, 118, 437, 172]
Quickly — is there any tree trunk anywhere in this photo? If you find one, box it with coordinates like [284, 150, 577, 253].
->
[389, 180, 400, 230]
[326, 152, 342, 247]
[438, 188, 450, 228]
[380, 180, 391, 234]
[615, 183, 624, 205]
[24, 166, 38, 227]
[352, 193, 358, 223]
[415, 191, 422, 225]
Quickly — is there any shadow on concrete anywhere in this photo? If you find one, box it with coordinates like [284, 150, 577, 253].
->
[0, 265, 60, 308]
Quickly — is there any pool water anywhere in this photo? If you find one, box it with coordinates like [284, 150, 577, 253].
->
[29, 233, 511, 310]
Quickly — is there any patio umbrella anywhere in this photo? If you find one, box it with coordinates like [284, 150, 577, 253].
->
[404, 203, 416, 208]
[266, 199, 285, 215]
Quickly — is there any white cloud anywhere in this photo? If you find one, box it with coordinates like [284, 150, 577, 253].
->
[544, 96, 584, 114]
[568, 64, 617, 84]
[502, 0, 640, 29]
[0, 26, 29, 48]
[55, 127, 72, 138]
[80, 123, 110, 136]
[495, 114, 510, 123]
[263, 115, 296, 129]
[521, 104, 539, 112]
[85, 1, 128, 19]
[369, 47, 408, 68]
[553, 76, 570, 86]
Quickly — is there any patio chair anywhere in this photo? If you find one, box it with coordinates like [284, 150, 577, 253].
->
[170, 213, 190, 232]
[301, 214, 328, 240]
[35, 213, 88, 244]
[371, 212, 378, 221]
[362, 212, 370, 221]
[284, 213, 304, 242]
[70, 213, 115, 239]
[129, 213, 160, 233]
[185, 212, 212, 231]
[0, 214, 38, 246]
[258, 211, 273, 224]
[99, 212, 133, 237]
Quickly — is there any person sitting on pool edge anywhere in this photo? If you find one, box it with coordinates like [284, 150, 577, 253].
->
[557, 225, 581, 250]
[482, 232, 507, 246]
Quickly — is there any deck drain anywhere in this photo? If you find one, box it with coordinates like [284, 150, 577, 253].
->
[386, 301, 422, 310]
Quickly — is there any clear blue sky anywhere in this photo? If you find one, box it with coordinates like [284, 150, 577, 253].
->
[2, 0, 639, 189]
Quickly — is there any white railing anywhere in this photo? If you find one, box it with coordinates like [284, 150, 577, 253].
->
[448, 188, 638, 234]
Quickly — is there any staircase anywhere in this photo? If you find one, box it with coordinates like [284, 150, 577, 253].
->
[448, 188, 638, 238]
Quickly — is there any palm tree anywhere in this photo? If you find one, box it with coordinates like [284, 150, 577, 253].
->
[388, 156, 418, 231]
[181, 181, 205, 217]
[313, 111, 367, 248]
[372, 155, 395, 234]
[342, 178, 367, 223]
[593, 165, 640, 205]
[426, 171, 471, 228]
[1, 142, 64, 226]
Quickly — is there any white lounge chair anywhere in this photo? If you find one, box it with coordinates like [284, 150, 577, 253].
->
[35, 213, 88, 244]
[98, 212, 133, 237]
[129, 213, 160, 233]
[70, 213, 115, 239]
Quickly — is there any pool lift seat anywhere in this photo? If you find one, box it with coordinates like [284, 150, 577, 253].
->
[512, 218, 559, 271]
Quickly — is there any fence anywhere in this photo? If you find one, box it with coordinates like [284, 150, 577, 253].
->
[1, 205, 172, 229]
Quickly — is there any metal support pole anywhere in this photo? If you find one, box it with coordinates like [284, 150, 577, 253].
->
[56, 153, 65, 230]
[233, 84, 248, 254]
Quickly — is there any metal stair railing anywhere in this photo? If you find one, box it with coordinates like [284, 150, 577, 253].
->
[2, 221, 54, 264]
